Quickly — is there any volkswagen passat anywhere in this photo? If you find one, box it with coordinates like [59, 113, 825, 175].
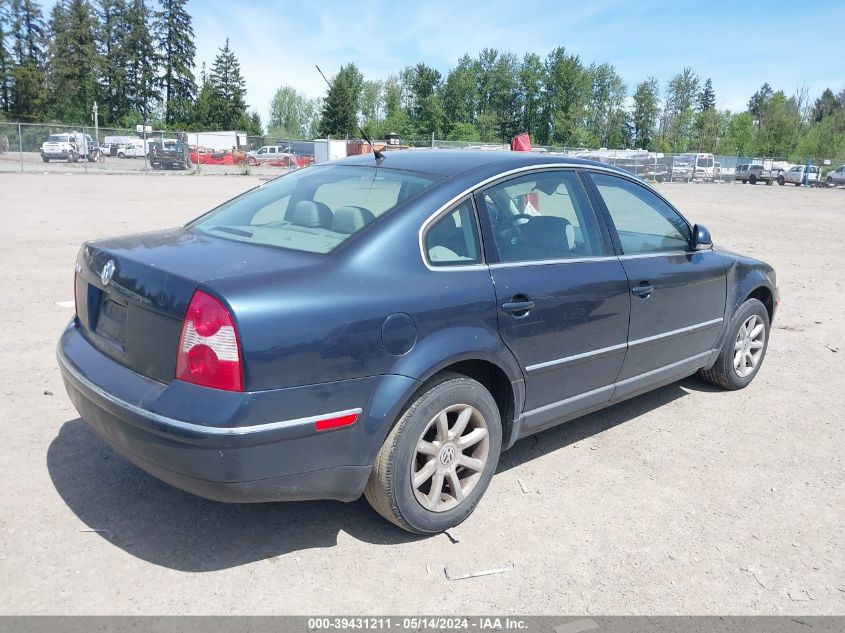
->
[58, 151, 779, 533]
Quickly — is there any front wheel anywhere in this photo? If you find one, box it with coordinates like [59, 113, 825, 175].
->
[365, 373, 502, 534]
[699, 298, 770, 390]
[749, 174, 757, 184]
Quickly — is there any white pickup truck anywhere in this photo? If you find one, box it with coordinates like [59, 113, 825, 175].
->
[40, 132, 99, 163]
[781, 165, 820, 187]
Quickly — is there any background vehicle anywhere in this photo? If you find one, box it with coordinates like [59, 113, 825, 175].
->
[825, 165, 845, 186]
[671, 153, 715, 182]
[116, 140, 145, 159]
[40, 132, 99, 163]
[59, 151, 778, 534]
[149, 137, 188, 170]
[734, 163, 773, 185]
[246, 145, 297, 166]
[781, 165, 820, 186]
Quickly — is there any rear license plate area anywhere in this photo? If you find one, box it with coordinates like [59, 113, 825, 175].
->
[94, 293, 127, 347]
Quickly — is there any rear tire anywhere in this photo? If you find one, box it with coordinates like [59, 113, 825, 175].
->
[66, 151, 75, 163]
[364, 373, 502, 534]
[777, 174, 785, 186]
[699, 298, 770, 390]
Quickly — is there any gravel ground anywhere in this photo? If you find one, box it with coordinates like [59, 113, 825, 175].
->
[0, 172, 842, 615]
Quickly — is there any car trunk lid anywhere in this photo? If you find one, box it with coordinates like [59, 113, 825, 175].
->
[75, 227, 319, 384]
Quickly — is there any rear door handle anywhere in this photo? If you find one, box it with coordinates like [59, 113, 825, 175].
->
[502, 296, 535, 316]
[632, 282, 654, 298]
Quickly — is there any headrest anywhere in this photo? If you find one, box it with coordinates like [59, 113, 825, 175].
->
[289, 200, 333, 228]
[520, 216, 573, 252]
[331, 206, 375, 234]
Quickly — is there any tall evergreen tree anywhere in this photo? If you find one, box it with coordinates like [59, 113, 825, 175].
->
[123, 0, 159, 120]
[47, 0, 99, 123]
[318, 69, 356, 137]
[518, 53, 545, 142]
[96, 0, 130, 125]
[811, 88, 838, 123]
[747, 83, 773, 121]
[697, 77, 716, 111]
[6, 0, 46, 119]
[632, 77, 660, 149]
[659, 67, 699, 150]
[208, 38, 248, 129]
[543, 47, 590, 145]
[10, 0, 45, 64]
[0, 6, 10, 113]
[155, 0, 195, 126]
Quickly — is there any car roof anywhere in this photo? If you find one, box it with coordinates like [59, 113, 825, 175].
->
[333, 149, 628, 178]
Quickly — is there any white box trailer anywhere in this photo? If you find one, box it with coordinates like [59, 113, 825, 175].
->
[189, 131, 248, 151]
[314, 139, 347, 163]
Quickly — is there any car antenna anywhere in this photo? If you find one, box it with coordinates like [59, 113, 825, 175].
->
[315, 64, 385, 163]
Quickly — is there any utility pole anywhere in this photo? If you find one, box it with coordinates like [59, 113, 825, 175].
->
[18, 122, 23, 173]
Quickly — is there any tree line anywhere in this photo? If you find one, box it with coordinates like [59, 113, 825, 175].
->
[301, 52, 845, 159]
[2, 1, 844, 160]
[0, 0, 260, 133]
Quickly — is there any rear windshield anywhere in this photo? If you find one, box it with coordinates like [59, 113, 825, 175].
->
[189, 165, 437, 254]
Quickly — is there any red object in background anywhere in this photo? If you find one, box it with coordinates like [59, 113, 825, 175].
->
[511, 133, 532, 152]
[189, 151, 235, 165]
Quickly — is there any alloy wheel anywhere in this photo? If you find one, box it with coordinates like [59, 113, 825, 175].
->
[410, 404, 490, 512]
[733, 314, 766, 378]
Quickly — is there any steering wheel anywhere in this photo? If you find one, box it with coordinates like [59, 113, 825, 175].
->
[509, 213, 534, 231]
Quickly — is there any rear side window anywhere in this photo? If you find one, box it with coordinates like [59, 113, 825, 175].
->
[189, 165, 437, 254]
[425, 198, 481, 267]
[591, 172, 690, 255]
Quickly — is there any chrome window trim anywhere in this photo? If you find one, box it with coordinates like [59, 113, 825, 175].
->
[418, 162, 667, 272]
[617, 250, 690, 260]
[486, 250, 694, 269]
[524, 318, 723, 374]
[420, 194, 487, 271]
[57, 347, 363, 436]
[522, 350, 713, 417]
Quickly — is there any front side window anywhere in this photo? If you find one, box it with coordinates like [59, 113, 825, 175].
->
[482, 170, 604, 262]
[190, 165, 437, 254]
[424, 198, 481, 267]
[591, 172, 691, 255]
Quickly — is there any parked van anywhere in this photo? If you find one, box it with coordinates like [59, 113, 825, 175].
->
[671, 153, 716, 182]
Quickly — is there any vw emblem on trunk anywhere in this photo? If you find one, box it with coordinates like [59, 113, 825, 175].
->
[100, 259, 115, 286]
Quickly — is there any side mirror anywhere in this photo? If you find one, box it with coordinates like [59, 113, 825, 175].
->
[692, 224, 713, 251]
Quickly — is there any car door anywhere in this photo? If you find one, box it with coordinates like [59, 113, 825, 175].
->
[587, 171, 727, 400]
[478, 168, 631, 433]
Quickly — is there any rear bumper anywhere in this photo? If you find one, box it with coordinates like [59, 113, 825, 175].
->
[58, 322, 419, 502]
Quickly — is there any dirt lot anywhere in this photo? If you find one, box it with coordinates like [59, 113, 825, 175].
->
[0, 173, 842, 615]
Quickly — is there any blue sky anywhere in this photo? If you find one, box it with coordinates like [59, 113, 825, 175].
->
[41, 0, 845, 121]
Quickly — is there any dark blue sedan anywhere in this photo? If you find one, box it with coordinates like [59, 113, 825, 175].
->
[58, 151, 779, 533]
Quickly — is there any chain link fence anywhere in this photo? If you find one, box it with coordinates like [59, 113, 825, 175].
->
[2, 120, 843, 184]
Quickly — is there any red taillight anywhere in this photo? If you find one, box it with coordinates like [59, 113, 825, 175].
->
[176, 290, 243, 391]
